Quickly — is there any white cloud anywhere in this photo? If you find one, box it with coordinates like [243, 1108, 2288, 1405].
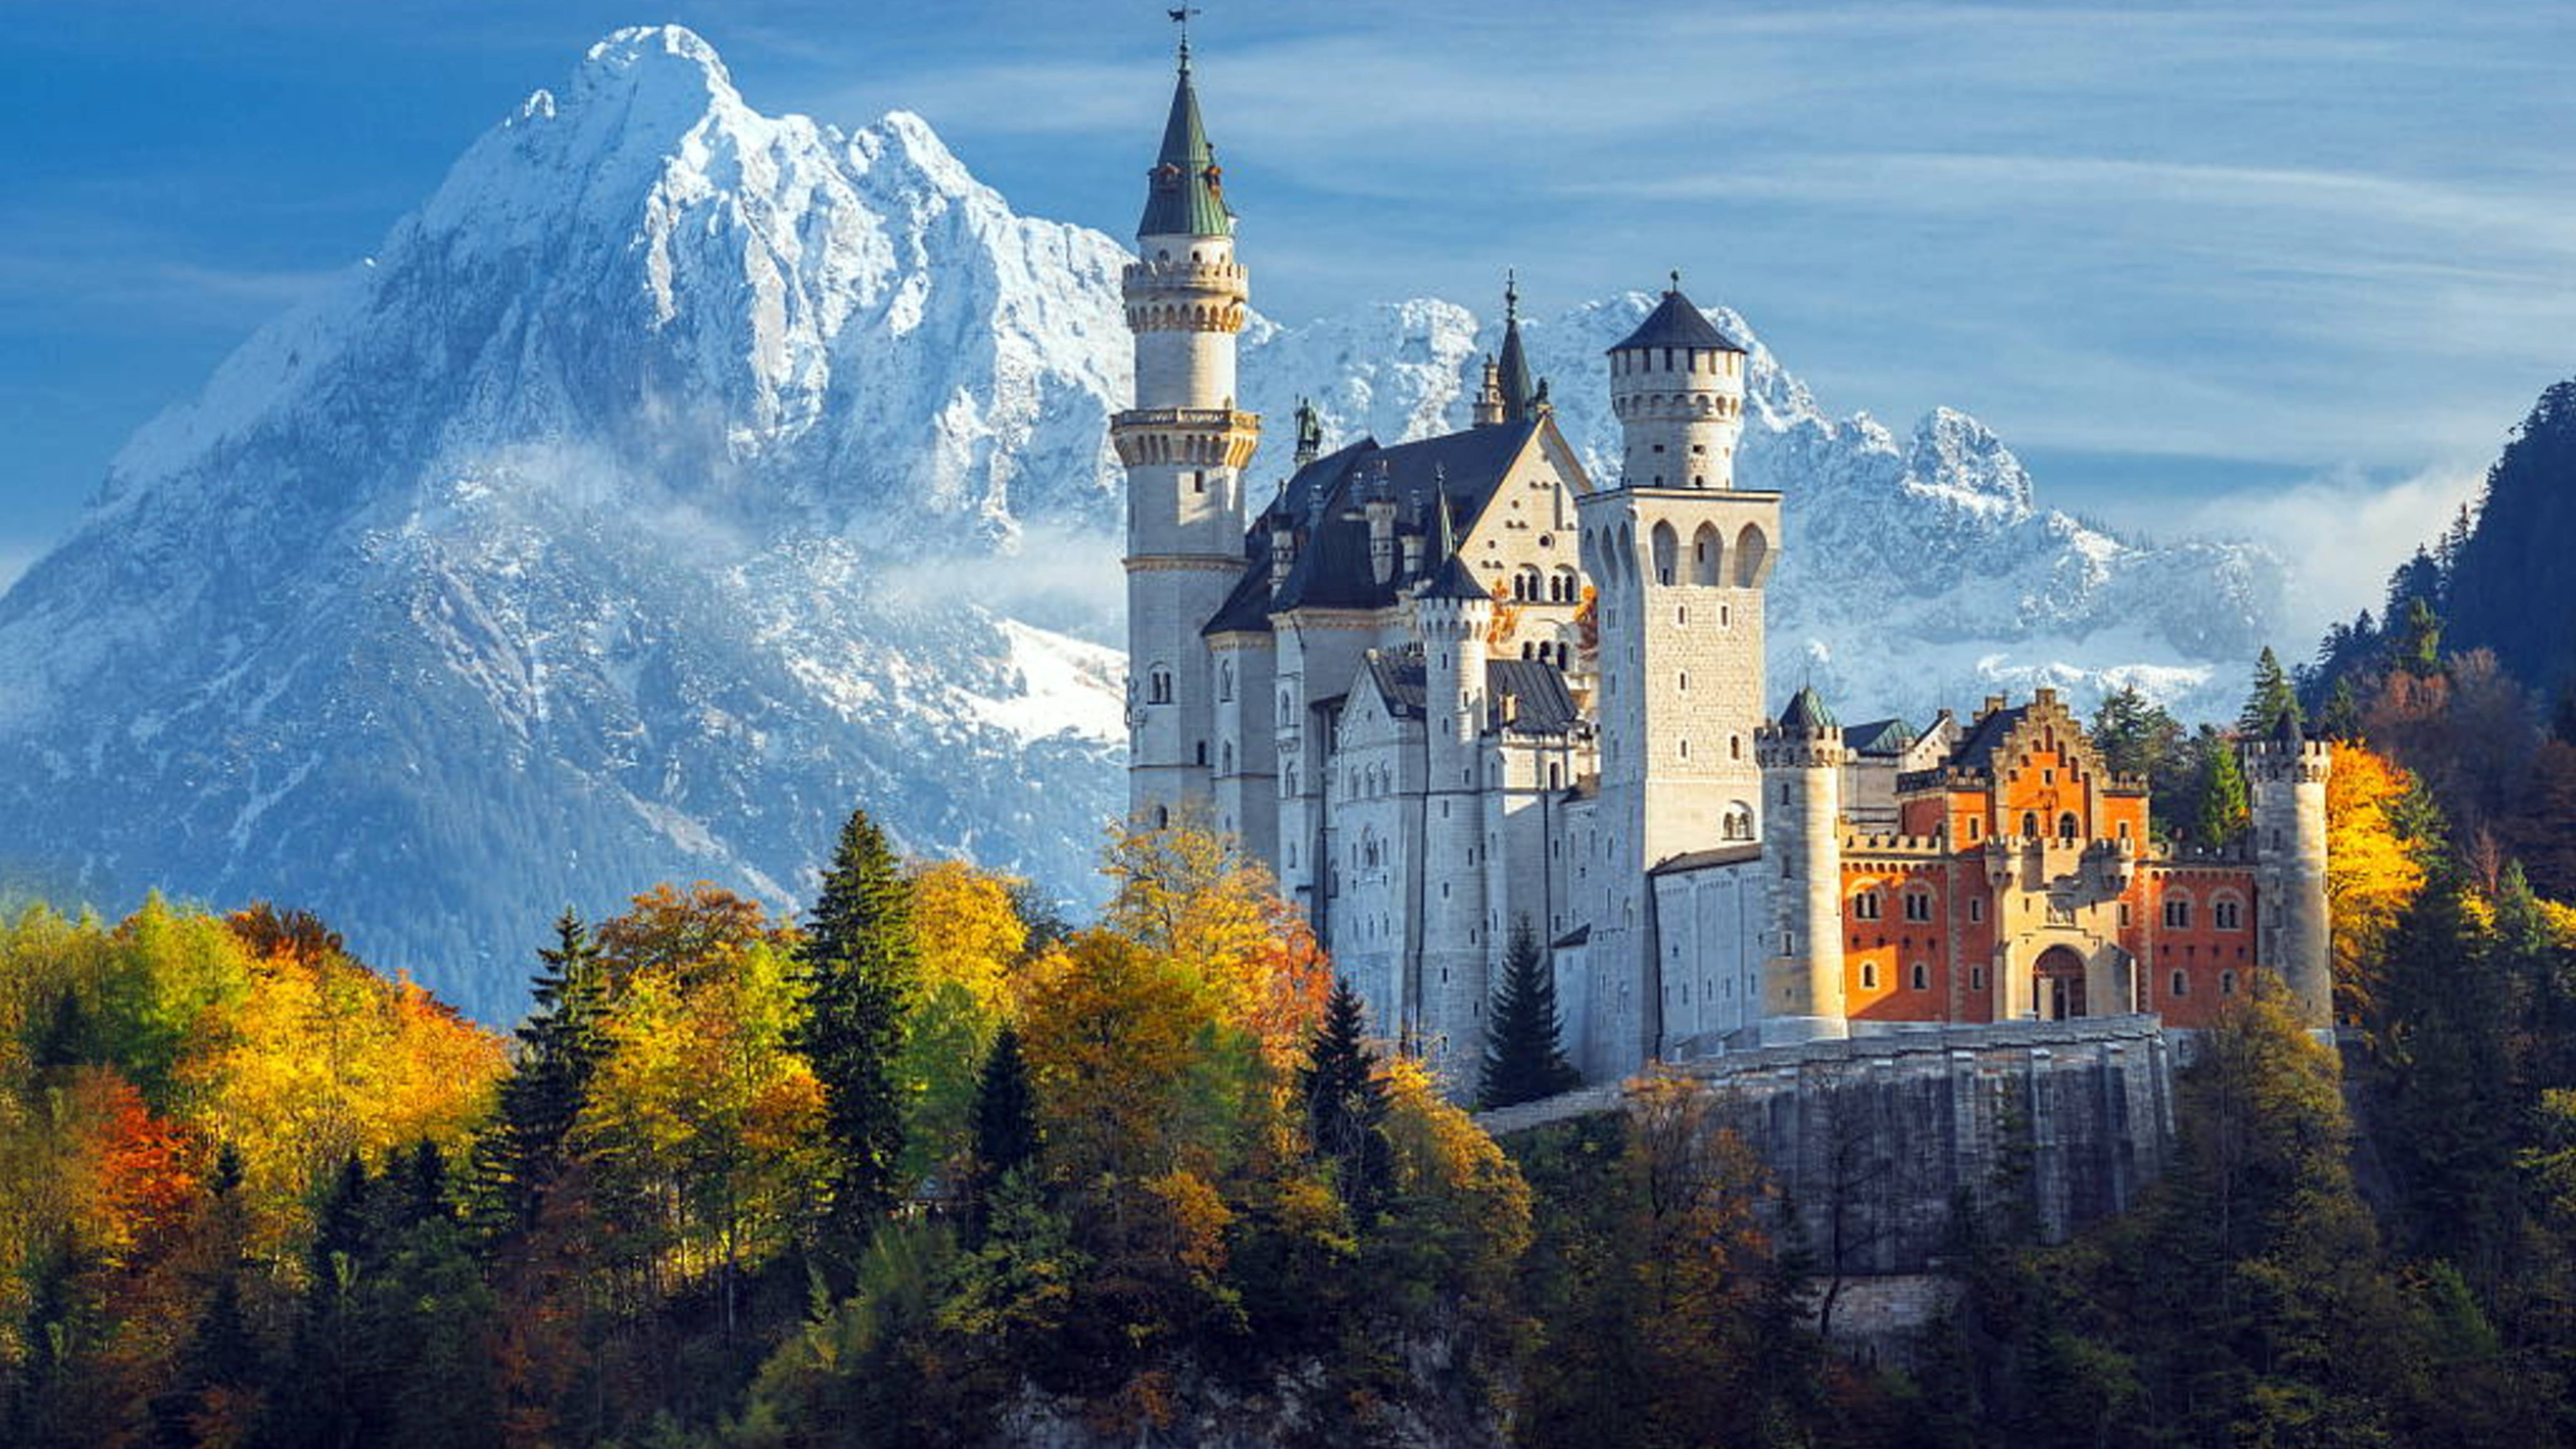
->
[2177, 461, 2485, 649]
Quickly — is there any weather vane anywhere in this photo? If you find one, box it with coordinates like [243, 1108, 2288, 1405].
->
[1168, 6, 1202, 65]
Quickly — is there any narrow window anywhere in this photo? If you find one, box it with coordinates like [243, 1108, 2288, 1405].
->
[1861, 962, 1879, 990]
[2171, 969, 2188, 997]
[1910, 962, 1929, 990]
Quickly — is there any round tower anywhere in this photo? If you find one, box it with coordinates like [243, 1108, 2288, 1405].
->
[2244, 714, 2334, 1032]
[1414, 496, 1495, 1086]
[1756, 686, 1849, 1044]
[1115, 39, 1261, 826]
[1608, 274, 1747, 490]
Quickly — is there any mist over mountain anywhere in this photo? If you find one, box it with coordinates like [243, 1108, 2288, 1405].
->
[0, 26, 2281, 1018]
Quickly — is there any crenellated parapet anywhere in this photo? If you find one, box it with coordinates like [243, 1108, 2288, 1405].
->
[1110, 407, 1264, 468]
[1121, 258, 1252, 333]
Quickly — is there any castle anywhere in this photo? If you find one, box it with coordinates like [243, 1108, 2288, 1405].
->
[1113, 43, 2333, 1086]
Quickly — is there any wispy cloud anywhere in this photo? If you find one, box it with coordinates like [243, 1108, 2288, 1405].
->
[2178, 461, 2487, 646]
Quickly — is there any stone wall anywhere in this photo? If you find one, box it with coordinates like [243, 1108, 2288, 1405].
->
[1482, 1014, 2176, 1270]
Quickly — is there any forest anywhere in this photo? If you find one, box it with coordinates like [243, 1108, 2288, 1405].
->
[10, 526, 2576, 1444]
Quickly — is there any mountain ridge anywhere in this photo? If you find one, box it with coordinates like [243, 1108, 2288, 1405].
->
[0, 25, 2281, 1017]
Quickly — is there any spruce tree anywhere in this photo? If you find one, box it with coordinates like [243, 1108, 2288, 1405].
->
[1301, 975, 1390, 1217]
[971, 1026, 1038, 1184]
[2192, 732, 2251, 849]
[1480, 917, 1580, 1110]
[2318, 674, 2365, 741]
[2239, 645, 2302, 736]
[794, 806, 918, 1263]
[478, 911, 607, 1232]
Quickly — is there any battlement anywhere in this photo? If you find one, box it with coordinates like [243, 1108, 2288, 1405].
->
[1110, 407, 1263, 468]
[1844, 832, 1948, 855]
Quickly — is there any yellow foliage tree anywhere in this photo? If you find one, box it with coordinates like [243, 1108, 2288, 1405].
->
[899, 861, 1030, 1187]
[2327, 742, 2430, 1025]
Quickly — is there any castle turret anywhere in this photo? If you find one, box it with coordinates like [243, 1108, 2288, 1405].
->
[2244, 713, 2333, 1031]
[1116, 39, 1261, 826]
[1414, 495, 1495, 1087]
[1757, 686, 1850, 1043]
[1572, 277, 1778, 1071]
[1610, 274, 1745, 490]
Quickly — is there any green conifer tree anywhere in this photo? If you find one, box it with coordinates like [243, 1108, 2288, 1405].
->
[1301, 975, 1390, 1217]
[2192, 734, 2251, 849]
[794, 806, 918, 1263]
[2397, 595, 2444, 675]
[1480, 917, 1580, 1110]
[972, 1028, 1037, 1178]
[2319, 674, 2365, 741]
[476, 911, 607, 1233]
[2239, 645, 2303, 736]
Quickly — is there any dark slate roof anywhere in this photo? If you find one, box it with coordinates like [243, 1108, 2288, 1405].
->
[1138, 61, 1230, 238]
[1363, 650, 1428, 720]
[1843, 717, 1915, 757]
[1945, 704, 2031, 774]
[1607, 286, 1744, 354]
[1779, 684, 1839, 731]
[1488, 659, 1580, 735]
[1551, 924, 1591, 950]
[1202, 558, 1277, 636]
[1650, 844, 1766, 876]
[1262, 420, 1544, 613]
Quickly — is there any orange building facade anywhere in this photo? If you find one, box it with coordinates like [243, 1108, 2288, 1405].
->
[1834, 689, 2269, 1031]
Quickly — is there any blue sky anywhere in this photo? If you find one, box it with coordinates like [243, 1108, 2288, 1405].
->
[6, 0, 2573, 637]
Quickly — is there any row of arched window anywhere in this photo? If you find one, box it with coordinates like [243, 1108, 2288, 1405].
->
[1580, 518, 1770, 591]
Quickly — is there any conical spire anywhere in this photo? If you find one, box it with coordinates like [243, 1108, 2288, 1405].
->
[1779, 684, 1839, 732]
[1139, 42, 1231, 238]
[1498, 270, 1537, 423]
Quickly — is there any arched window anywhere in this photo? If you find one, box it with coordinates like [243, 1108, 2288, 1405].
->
[1650, 522, 1679, 585]
[2164, 891, 2194, 929]
[1513, 565, 1543, 602]
[1861, 961, 1879, 990]
[1903, 888, 1934, 922]
[1154, 804, 1170, 828]
[2171, 969, 2189, 997]
[1221, 741, 1235, 774]
[2213, 895, 2244, 930]
[2221, 970, 2239, 996]
[1690, 522, 1723, 585]
[1733, 523, 1769, 586]
[1723, 802, 1753, 840]
[1550, 566, 1578, 602]
[1853, 888, 1885, 921]
[2021, 811, 2040, 837]
[1218, 661, 1234, 702]
[1910, 962, 1929, 990]
[2058, 812, 2080, 840]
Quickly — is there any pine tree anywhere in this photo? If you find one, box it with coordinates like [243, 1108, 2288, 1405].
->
[794, 806, 918, 1264]
[972, 1028, 1037, 1183]
[2396, 595, 2444, 675]
[1480, 917, 1580, 1110]
[2239, 645, 2302, 736]
[2318, 675, 2365, 741]
[477, 911, 607, 1232]
[2192, 732, 2251, 849]
[1301, 975, 1391, 1217]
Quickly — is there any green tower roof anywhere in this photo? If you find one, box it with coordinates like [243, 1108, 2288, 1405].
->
[1138, 53, 1232, 239]
[1779, 684, 1840, 732]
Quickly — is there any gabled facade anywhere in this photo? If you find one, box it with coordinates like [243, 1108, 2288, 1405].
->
[1113, 45, 2334, 1093]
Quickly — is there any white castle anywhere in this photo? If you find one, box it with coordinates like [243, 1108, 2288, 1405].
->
[1114, 45, 2334, 1086]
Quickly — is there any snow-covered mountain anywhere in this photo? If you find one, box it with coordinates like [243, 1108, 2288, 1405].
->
[0, 26, 2280, 1018]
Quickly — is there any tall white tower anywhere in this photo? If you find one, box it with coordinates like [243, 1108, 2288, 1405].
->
[1413, 499, 1495, 1084]
[1757, 686, 1851, 1044]
[1576, 279, 1778, 1069]
[1115, 39, 1261, 827]
[2244, 714, 2334, 1031]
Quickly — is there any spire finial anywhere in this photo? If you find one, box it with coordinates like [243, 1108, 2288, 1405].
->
[1669, 268, 1682, 295]
[1505, 268, 1519, 323]
[1168, 7, 1200, 68]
